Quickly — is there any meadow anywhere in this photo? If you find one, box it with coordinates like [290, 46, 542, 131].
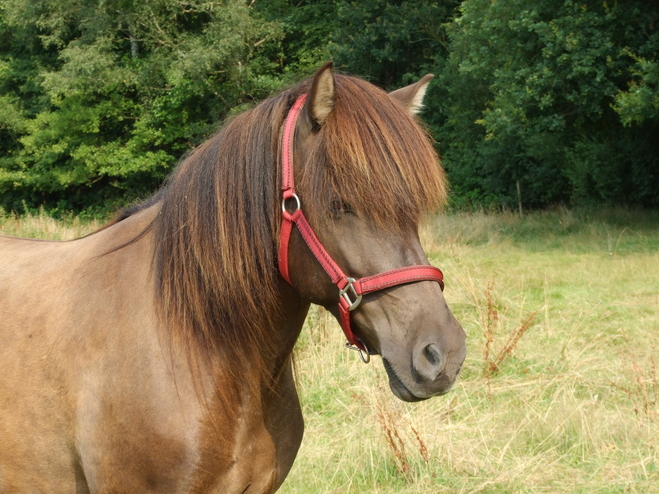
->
[2, 208, 658, 493]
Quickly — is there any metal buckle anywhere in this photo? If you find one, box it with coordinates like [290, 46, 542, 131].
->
[339, 277, 362, 311]
[345, 342, 370, 363]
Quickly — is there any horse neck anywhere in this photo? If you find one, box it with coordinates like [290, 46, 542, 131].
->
[267, 281, 311, 372]
[94, 200, 311, 390]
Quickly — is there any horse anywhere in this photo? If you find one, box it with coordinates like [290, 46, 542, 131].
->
[0, 62, 466, 493]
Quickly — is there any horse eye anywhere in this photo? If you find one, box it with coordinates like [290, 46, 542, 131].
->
[329, 200, 354, 216]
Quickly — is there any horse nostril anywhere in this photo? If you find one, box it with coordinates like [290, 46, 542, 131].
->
[424, 343, 441, 367]
[412, 342, 447, 383]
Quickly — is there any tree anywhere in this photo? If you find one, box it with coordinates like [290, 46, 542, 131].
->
[0, 0, 284, 213]
[2, 0, 658, 213]
[329, 0, 460, 89]
[434, 0, 659, 208]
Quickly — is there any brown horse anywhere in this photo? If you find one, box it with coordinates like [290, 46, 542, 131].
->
[0, 63, 466, 493]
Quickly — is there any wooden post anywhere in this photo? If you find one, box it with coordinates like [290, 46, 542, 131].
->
[516, 179, 523, 216]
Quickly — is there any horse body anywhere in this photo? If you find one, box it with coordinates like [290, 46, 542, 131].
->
[0, 63, 466, 493]
[0, 206, 304, 493]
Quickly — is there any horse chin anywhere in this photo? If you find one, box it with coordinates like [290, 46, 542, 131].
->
[382, 358, 428, 403]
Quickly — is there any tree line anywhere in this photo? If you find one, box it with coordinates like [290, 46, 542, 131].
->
[0, 0, 657, 215]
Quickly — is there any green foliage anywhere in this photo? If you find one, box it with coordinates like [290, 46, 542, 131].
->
[328, 0, 460, 87]
[255, 0, 339, 77]
[615, 51, 659, 125]
[0, 0, 284, 213]
[433, 0, 659, 208]
[0, 0, 658, 212]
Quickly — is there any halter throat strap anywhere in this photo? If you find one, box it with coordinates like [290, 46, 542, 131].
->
[278, 94, 444, 354]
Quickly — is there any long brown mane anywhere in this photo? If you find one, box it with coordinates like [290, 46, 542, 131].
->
[123, 74, 447, 369]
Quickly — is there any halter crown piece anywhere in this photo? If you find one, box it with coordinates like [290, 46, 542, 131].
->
[278, 94, 445, 362]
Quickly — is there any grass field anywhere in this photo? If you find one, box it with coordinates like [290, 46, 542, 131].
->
[2, 208, 658, 493]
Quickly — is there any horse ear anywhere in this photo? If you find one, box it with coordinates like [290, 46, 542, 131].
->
[389, 74, 434, 115]
[307, 61, 335, 127]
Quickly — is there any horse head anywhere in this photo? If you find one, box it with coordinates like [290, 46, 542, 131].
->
[282, 63, 466, 401]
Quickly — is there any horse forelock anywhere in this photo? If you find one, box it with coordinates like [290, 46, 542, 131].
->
[150, 72, 447, 374]
[299, 75, 447, 230]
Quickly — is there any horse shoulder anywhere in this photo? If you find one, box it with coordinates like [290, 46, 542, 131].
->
[0, 215, 201, 491]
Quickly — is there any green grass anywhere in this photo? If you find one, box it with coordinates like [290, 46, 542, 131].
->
[3, 208, 658, 493]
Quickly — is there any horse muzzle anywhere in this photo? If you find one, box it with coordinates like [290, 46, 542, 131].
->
[381, 323, 467, 402]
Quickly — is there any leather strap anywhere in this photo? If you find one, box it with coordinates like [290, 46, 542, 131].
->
[281, 94, 307, 193]
[354, 266, 444, 295]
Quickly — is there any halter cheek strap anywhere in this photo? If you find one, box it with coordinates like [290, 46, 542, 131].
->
[278, 94, 445, 357]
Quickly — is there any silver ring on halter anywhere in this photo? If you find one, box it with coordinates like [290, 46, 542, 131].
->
[345, 342, 371, 363]
[339, 277, 362, 311]
[281, 193, 301, 214]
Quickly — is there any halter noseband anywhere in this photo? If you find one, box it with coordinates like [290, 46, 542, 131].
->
[278, 94, 445, 362]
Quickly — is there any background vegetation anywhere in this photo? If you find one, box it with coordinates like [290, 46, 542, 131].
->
[3, 209, 658, 492]
[0, 0, 657, 215]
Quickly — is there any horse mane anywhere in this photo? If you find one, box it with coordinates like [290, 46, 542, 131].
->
[117, 73, 447, 374]
[152, 90, 290, 370]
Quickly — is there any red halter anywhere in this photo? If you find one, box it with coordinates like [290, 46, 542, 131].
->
[278, 94, 445, 358]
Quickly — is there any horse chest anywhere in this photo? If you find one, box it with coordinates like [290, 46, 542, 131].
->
[73, 379, 301, 494]
[192, 411, 280, 493]
[184, 363, 305, 493]
[191, 373, 304, 493]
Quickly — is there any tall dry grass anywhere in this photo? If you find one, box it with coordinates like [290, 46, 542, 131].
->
[285, 209, 659, 493]
[0, 208, 101, 240]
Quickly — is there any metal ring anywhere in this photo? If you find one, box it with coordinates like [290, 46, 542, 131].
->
[281, 193, 301, 214]
[345, 342, 371, 364]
